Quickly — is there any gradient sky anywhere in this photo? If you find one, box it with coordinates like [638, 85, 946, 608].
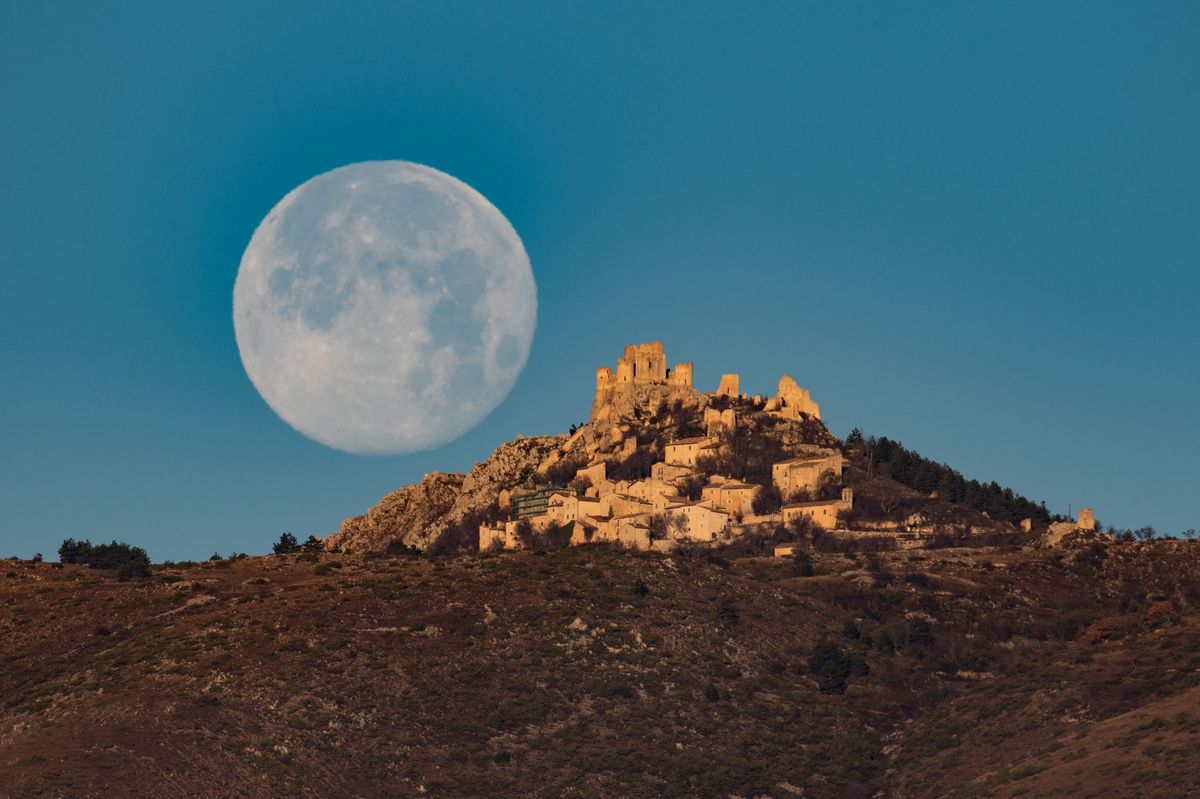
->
[2, 2, 1197, 561]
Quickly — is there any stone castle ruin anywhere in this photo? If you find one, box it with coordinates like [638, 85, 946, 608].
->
[591, 341, 694, 421]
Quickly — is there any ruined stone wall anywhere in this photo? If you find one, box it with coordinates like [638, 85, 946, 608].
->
[704, 407, 736, 437]
[716, 374, 740, 397]
[775, 375, 821, 419]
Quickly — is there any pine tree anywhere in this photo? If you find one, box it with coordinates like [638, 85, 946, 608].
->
[273, 532, 300, 555]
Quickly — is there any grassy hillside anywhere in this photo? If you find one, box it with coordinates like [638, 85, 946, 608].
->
[2, 541, 1199, 798]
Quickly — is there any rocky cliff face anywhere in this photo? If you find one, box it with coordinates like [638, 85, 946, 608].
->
[326, 434, 567, 554]
[325, 471, 465, 553]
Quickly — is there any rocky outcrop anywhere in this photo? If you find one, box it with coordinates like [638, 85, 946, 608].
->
[326, 435, 568, 554]
[444, 435, 567, 526]
[326, 472, 465, 553]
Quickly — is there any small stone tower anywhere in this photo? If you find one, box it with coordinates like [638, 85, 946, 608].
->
[1077, 508, 1095, 531]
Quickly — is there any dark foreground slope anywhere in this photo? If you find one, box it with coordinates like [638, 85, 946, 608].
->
[2, 543, 1199, 798]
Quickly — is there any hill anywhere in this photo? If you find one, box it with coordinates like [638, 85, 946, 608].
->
[2, 541, 1199, 798]
[325, 341, 1060, 558]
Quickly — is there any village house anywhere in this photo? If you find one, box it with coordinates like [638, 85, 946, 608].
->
[700, 476, 760, 518]
[663, 502, 731, 542]
[771, 448, 843, 500]
[782, 488, 855, 530]
[664, 436, 717, 468]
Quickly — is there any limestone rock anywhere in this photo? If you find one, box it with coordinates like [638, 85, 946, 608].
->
[326, 435, 567, 554]
[325, 471, 464, 554]
[445, 434, 566, 524]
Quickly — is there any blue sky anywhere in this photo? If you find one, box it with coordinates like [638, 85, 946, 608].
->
[2, 2, 1197, 560]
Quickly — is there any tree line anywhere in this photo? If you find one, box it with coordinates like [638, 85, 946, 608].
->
[846, 430, 1057, 526]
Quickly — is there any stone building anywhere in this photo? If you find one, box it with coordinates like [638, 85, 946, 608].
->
[651, 461, 694, 483]
[546, 492, 611, 527]
[771, 448, 844, 500]
[700, 476, 760, 518]
[664, 436, 717, 467]
[665, 502, 731, 542]
[782, 488, 854, 530]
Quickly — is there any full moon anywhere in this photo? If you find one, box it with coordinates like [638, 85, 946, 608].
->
[233, 161, 536, 455]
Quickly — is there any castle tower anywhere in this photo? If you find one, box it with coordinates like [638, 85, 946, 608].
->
[668, 361, 694, 388]
[625, 341, 666, 384]
[615, 358, 633, 384]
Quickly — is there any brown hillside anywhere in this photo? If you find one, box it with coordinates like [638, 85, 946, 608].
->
[2, 541, 1199, 798]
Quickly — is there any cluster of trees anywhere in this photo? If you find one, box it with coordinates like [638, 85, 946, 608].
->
[58, 538, 150, 579]
[846, 430, 1055, 525]
[272, 532, 325, 555]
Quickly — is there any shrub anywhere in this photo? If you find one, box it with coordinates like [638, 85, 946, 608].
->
[302, 535, 324, 553]
[513, 520, 537, 549]
[633, 579, 650, 598]
[752, 483, 783, 515]
[842, 620, 861, 640]
[540, 522, 575, 550]
[537, 453, 588, 486]
[117, 559, 151, 580]
[718, 599, 740, 627]
[32, 553, 43, 563]
[1145, 601, 1178, 628]
[705, 682, 721, 702]
[908, 618, 935, 647]
[792, 549, 814, 577]
[1072, 542, 1108, 574]
[809, 640, 851, 693]
[428, 503, 501, 556]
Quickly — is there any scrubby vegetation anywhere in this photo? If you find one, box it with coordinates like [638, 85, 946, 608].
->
[4, 538, 1198, 797]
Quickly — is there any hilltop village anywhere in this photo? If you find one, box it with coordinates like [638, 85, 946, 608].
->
[474, 343, 929, 551]
[476, 341, 1098, 553]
